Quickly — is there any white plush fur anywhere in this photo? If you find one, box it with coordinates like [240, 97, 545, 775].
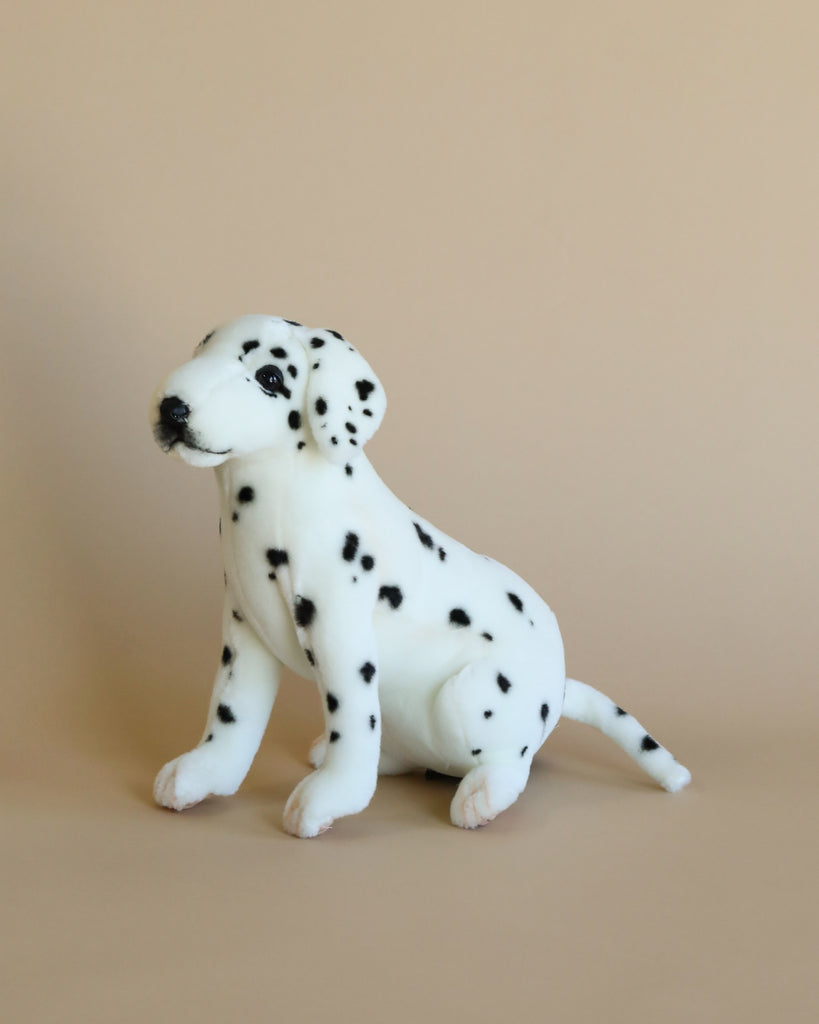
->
[151, 315, 691, 836]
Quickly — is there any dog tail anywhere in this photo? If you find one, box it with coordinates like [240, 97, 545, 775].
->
[561, 677, 691, 792]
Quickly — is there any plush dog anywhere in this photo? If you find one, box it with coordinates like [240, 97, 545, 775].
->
[151, 315, 690, 836]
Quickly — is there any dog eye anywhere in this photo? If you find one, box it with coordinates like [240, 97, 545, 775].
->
[255, 365, 285, 395]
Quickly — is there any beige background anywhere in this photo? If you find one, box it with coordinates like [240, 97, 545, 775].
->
[2, 2, 817, 1021]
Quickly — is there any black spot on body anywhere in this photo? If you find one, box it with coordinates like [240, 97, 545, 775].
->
[315, 397, 328, 415]
[206, 733, 213, 742]
[294, 597, 316, 628]
[363, 409, 373, 417]
[329, 731, 340, 742]
[328, 329, 344, 340]
[616, 706, 627, 716]
[201, 331, 215, 346]
[360, 555, 374, 571]
[297, 441, 306, 449]
[288, 410, 302, 430]
[507, 592, 524, 612]
[305, 649, 315, 666]
[349, 438, 358, 446]
[232, 511, 239, 522]
[449, 608, 471, 627]
[310, 337, 325, 349]
[271, 346, 288, 358]
[342, 532, 359, 561]
[217, 703, 236, 724]
[345, 464, 353, 476]
[520, 746, 528, 757]
[355, 379, 375, 401]
[345, 421, 357, 434]
[238, 486, 255, 503]
[497, 673, 512, 693]
[483, 710, 493, 719]
[641, 735, 659, 752]
[540, 703, 550, 722]
[369, 715, 377, 730]
[283, 319, 302, 326]
[360, 662, 376, 683]
[232, 610, 243, 622]
[438, 547, 446, 561]
[267, 548, 289, 568]
[378, 585, 403, 609]
[413, 522, 434, 548]
[326, 693, 339, 713]
[331, 436, 338, 445]
[221, 646, 233, 666]
[471, 748, 482, 757]
[481, 632, 494, 641]
[242, 340, 260, 354]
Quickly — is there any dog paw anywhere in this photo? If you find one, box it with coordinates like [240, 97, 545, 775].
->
[307, 734, 327, 769]
[450, 762, 529, 829]
[154, 747, 239, 811]
[283, 769, 375, 838]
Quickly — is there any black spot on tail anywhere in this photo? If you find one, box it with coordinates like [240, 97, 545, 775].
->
[355, 379, 375, 401]
[413, 522, 434, 548]
[449, 608, 470, 627]
[360, 662, 376, 683]
[238, 485, 255, 503]
[294, 597, 316, 628]
[497, 673, 512, 694]
[641, 735, 659, 752]
[507, 592, 524, 612]
[540, 703, 550, 722]
[217, 703, 236, 724]
[221, 646, 233, 666]
[267, 548, 289, 568]
[326, 693, 339, 713]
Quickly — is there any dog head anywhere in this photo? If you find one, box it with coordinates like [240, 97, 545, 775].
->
[151, 315, 386, 468]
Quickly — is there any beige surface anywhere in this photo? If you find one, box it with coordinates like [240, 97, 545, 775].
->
[2, 3, 817, 1022]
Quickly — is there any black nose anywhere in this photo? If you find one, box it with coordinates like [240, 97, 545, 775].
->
[159, 396, 190, 429]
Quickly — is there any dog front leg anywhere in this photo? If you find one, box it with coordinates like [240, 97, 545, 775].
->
[283, 600, 380, 837]
[154, 598, 281, 811]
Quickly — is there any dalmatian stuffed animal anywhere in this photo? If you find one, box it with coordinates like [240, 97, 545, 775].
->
[151, 315, 691, 836]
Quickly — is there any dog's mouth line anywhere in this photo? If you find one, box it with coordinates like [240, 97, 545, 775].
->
[155, 426, 232, 457]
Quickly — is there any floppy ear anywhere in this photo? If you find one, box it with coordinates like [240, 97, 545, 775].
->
[298, 328, 386, 464]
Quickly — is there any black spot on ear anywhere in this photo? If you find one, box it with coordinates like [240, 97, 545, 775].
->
[201, 331, 215, 346]
[297, 441, 306, 450]
[540, 703, 549, 722]
[481, 632, 494, 641]
[271, 346, 288, 358]
[218, 518, 221, 535]
[497, 673, 512, 694]
[242, 340, 260, 354]
[310, 337, 325, 349]
[294, 596, 316, 628]
[315, 397, 328, 415]
[238, 486, 255, 503]
[268, 572, 276, 580]
[328, 329, 345, 340]
[345, 422, 357, 434]
[221, 646, 233, 666]
[438, 547, 446, 561]
[641, 735, 659, 752]
[471, 748, 482, 757]
[326, 693, 339, 713]
[288, 410, 302, 430]
[284, 319, 302, 326]
[378, 585, 403, 609]
[483, 710, 493, 719]
[232, 511, 239, 522]
[360, 662, 376, 683]
[520, 745, 528, 757]
[305, 649, 315, 666]
[217, 703, 236, 724]
[331, 436, 338, 445]
[369, 715, 377, 730]
[329, 730, 341, 742]
[313, 361, 320, 369]
[360, 555, 374, 571]
[267, 548, 289, 568]
[232, 610, 243, 622]
[206, 733, 214, 742]
[615, 706, 627, 716]
[507, 592, 524, 612]
[449, 608, 471, 627]
[345, 464, 353, 476]
[355, 379, 375, 401]
[342, 532, 359, 561]
[413, 522, 434, 548]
